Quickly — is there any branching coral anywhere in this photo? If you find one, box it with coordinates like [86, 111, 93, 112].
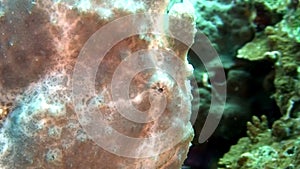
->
[219, 115, 300, 169]
[246, 115, 269, 143]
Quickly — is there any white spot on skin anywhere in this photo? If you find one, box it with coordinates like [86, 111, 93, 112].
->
[76, 0, 91, 12]
[131, 91, 148, 105]
[148, 70, 175, 92]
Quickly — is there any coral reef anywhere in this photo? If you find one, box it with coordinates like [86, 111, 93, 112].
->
[191, 0, 256, 58]
[218, 116, 300, 169]
[187, 8, 256, 144]
[218, 1, 300, 168]
[185, 1, 285, 167]
[236, 1, 300, 118]
[183, 0, 299, 168]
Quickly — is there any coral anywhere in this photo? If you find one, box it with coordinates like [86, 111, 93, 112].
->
[252, 0, 294, 31]
[236, 34, 270, 61]
[246, 115, 268, 143]
[235, 3, 300, 117]
[254, 0, 291, 13]
[218, 116, 300, 169]
[218, 3, 300, 169]
[190, 0, 256, 57]
[280, 7, 300, 43]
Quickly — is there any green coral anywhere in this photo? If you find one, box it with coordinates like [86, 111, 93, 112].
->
[280, 9, 300, 43]
[218, 116, 300, 169]
[236, 33, 270, 61]
[254, 0, 290, 13]
[190, 0, 255, 56]
[236, 5, 300, 116]
[219, 2, 300, 169]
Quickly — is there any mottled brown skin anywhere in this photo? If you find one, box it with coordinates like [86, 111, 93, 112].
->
[0, 1, 194, 169]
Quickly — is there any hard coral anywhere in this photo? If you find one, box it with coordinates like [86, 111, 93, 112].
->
[191, 0, 255, 57]
[219, 115, 300, 169]
[219, 3, 300, 168]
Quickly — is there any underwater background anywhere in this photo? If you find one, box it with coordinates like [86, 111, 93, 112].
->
[0, 0, 300, 169]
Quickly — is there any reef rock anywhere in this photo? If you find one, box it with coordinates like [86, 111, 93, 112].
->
[219, 2, 300, 168]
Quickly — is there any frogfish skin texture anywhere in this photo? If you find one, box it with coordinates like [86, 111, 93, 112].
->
[0, 0, 196, 168]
